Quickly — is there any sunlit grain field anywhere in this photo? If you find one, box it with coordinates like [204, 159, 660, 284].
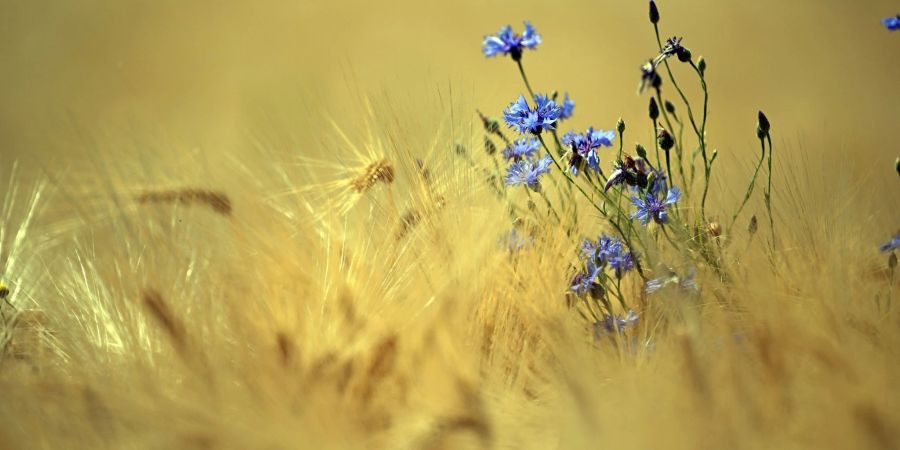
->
[1, 1, 899, 449]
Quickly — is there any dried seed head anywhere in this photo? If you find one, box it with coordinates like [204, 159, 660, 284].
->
[707, 222, 722, 238]
[484, 136, 497, 155]
[657, 128, 675, 151]
[351, 160, 395, 193]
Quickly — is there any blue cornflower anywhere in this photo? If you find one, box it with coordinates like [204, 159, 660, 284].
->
[593, 310, 639, 339]
[505, 155, 553, 191]
[884, 15, 900, 31]
[499, 228, 533, 252]
[580, 234, 636, 278]
[880, 233, 900, 252]
[646, 268, 699, 294]
[631, 187, 681, 225]
[482, 21, 541, 60]
[562, 127, 615, 176]
[502, 138, 540, 161]
[570, 260, 604, 298]
[559, 93, 575, 120]
[655, 36, 692, 63]
[503, 94, 562, 135]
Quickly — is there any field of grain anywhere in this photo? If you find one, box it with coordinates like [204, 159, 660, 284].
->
[1, 1, 899, 449]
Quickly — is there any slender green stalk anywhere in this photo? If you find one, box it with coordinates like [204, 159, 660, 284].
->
[516, 59, 536, 99]
[729, 138, 766, 232]
[764, 133, 775, 250]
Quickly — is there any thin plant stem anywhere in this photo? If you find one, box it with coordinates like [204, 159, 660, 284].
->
[729, 137, 766, 232]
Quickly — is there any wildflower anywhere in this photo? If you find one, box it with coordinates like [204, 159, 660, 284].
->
[883, 15, 900, 31]
[631, 186, 681, 224]
[505, 155, 553, 191]
[482, 21, 541, 61]
[503, 94, 562, 135]
[570, 260, 605, 299]
[638, 60, 662, 93]
[562, 127, 615, 176]
[594, 310, 639, 339]
[559, 93, 576, 120]
[580, 234, 636, 278]
[499, 228, 533, 252]
[646, 268, 698, 293]
[880, 233, 900, 252]
[656, 36, 692, 63]
[605, 155, 656, 192]
[502, 138, 540, 161]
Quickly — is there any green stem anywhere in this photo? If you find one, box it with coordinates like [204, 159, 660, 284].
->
[516, 59, 536, 99]
[729, 138, 766, 232]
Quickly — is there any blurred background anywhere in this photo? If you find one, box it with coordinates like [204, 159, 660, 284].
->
[1, 0, 898, 184]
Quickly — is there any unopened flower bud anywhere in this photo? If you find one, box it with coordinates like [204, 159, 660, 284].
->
[649, 97, 660, 121]
[657, 129, 674, 151]
[698, 57, 707, 75]
[664, 100, 676, 115]
[757, 110, 770, 139]
[636, 143, 648, 160]
[677, 47, 692, 63]
[649, 0, 660, 24]
[617, 118, 626, 134]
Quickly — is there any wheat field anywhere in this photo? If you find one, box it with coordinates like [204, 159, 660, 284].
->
[1, 1, 899, 449]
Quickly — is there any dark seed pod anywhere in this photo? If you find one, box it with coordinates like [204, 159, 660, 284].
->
[649, 97, 660, 121]
[664, 100, 676, 115]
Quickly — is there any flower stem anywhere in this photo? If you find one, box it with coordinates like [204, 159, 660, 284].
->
[516, 59, 536, 99]
[729, 137, 766, 232]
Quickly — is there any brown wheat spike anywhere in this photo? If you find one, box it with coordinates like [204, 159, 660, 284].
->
[135, 188, 232, 216]
[350, 159, 395, 193]
[141, 289, 187, 352]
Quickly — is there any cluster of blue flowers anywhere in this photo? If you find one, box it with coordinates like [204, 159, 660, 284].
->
[884, 15, 900, 31]
[570, 235, 637, 298]
[479, 3, 798, 342]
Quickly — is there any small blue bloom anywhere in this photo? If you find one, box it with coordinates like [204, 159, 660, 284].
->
[880, 233, 900, 252]
[559, 93, 575, 120]
[562, 127, 615, 176]
[502, 138, 540, 161]
[631, 187, 681, 225]
[482, 21, 541, 60]
[505, 155, 553, 191]
[503, 94, 562, 135]
[570, 260, 604, 298]
[884, 15, 900, 31]
[646, 268, 698, 294]
[593, 310, 639, 339]
[499, 229, 533, 252]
